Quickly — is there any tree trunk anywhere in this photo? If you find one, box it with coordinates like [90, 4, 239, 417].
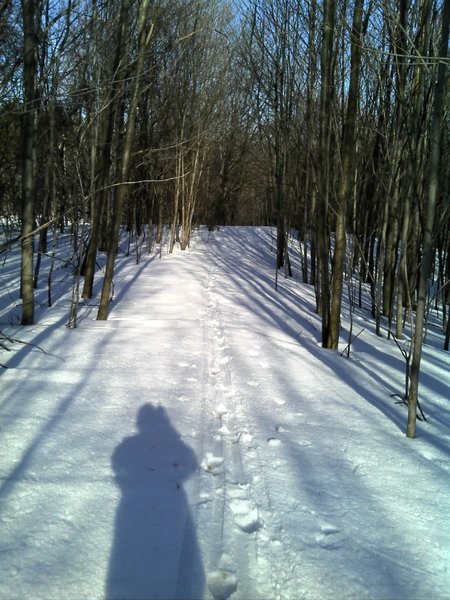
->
[20, 0, 38, 325]
[407, 0, 449, 438]
[328, 0, 364, 349]
[395, 193, 412, 338]
[97, 0, 152, 320]
[317, 0, 336, 346]
[81, 34, 103, 299]
[170, 131, 184, 254]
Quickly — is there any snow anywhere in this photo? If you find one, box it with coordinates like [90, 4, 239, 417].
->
[1, 226, 449, 600]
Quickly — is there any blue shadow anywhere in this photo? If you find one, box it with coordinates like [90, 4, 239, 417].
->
[106, 404, 204, 599]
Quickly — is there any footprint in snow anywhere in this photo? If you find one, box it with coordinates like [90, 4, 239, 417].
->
[316, 532, 342, 549]
[297, 440, 313, 448]
[201, 452, 224, 475]
[273, 398, 286, 406]
[320, 523, 341, 535]
[229, 498, 261, 533]
[217, 424, 232, 437]
[227, 483, 249, 498]
[207, 570, 238, 600]
[275, 424, 288, 432]
[246, 380, 259, 388]
[315, 522, 342, 549]
[268, 437, 281, 447]
[215, 403, 228, 418]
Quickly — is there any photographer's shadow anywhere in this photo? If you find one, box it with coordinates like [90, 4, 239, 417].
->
[106, 404, 204, 599]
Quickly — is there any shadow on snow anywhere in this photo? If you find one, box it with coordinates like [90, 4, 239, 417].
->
[106, 403, 204, 600]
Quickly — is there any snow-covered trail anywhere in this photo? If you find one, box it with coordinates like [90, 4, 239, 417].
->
[199, 228, 450, 599]
[1, 244, 210, 598]
[1, 226, 449, 600]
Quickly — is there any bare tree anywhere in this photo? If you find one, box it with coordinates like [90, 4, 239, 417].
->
[407, 0, 450, 438]
[97, 0, 154, 320]
[20, 0, 39, 324]
[328, 0, 367, 349]
[244, 0, 304, 276]
[316, 0, 336, 347]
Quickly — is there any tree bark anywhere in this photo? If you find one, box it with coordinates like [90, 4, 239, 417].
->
[97, 0, 152, 320]
[407, 0, 449, 438]
[20, 0, 38, 325]
[317, 0, 336, 346]
[328, 0, 364, 349]
[81, 11, 103, 299]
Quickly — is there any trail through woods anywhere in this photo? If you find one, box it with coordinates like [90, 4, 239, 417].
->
[1, 227, 449, 599]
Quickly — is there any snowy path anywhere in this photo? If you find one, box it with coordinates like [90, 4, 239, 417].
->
[1, 227, 449, 600]
[195, 229, 450, 599]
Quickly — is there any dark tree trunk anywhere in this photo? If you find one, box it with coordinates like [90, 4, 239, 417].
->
[20, 0, 38, 325]
[328, 0, 365, 349]
[407, 0, 450, 437]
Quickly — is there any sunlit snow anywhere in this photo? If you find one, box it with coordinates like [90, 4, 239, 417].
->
[1, 226, 449, 599]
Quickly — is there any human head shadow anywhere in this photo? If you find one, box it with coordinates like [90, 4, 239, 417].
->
[106, 403, 204, 600]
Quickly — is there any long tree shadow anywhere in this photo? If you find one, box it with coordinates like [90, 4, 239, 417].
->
[106, 404, 204, 600]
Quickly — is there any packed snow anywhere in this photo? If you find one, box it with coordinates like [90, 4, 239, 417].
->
[0, 226, 449, 600]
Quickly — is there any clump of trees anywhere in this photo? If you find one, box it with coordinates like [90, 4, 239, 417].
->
[1, 0, 449, 437]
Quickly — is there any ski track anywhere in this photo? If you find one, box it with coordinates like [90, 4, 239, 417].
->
[198, 233, 312, 600]
[192, 229, 450, 600]
[1, 227, 449, 600]
[200, 255, 258, 599]
[201, 233, 302, 600]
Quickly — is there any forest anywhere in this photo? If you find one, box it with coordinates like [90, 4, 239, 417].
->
[1, 0, 449, 440]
